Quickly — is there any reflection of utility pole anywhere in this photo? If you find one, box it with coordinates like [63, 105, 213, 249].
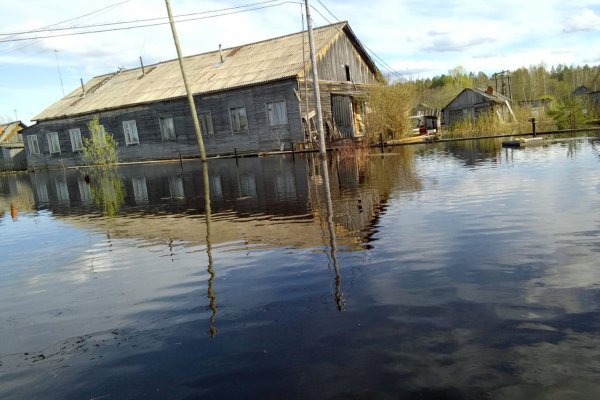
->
[305, 0, 342, 310]
[54, 50, 65, 96]
[203, 159, 217, 336]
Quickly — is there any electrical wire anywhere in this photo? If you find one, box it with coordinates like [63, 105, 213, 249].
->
[314, 0, 403, 80]
[0, 0, 282, 37]
[0, 1, 303, 43]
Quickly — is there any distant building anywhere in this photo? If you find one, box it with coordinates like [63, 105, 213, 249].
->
[0, 121, 27, 171]
[22, 22, 383, 169]
[442, 87, 514, 127]
[518, 98, 552, 117]
[573, 85, 590, 97]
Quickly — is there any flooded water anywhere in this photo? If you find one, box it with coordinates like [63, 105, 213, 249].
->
[1, 137, 600, 399]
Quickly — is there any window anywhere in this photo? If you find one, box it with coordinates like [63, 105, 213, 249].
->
[266, 100, 288, 127]
[132, 177, 148, 204]
[159, 116, 176, 141]
[78, 178, 93, 205]
[69, 128, 83, 151]
[199, 112, 214, 135]
[123, 120, 139, 145]
[28, 135, 40, 155]
[345, 65, 351, 81]
[47, 132, 61, 154]
[91, 124, 107, 146]
[168, 176, 185, 199]
[55, 179, 70, 205]
[229, 106, 248, 133]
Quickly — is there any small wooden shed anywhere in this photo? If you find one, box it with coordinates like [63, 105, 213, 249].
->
[442, 87, 514, 127]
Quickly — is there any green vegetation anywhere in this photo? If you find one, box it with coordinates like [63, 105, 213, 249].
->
[82, 168, 125, 217]
[364, 81, 418, 142]
[82, 116, 119, 167]
[413, 63, 600, 137]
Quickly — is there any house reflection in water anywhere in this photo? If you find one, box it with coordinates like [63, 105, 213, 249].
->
[18, 149, 422, 249]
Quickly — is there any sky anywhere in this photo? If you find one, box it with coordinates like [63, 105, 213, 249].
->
[1, 0, 599, 125]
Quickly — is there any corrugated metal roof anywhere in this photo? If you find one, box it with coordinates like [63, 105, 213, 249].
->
[34, 22, 351, 121]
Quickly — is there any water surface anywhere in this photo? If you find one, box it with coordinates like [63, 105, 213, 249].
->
[1, 137, 600, 399]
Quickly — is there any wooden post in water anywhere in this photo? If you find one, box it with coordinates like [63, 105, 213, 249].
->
[530, 118, 537, 137]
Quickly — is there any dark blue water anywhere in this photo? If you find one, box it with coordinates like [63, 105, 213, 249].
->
[1, 137, 599, 399]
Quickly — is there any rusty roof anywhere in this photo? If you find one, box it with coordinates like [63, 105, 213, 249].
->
[33, 22, 377, 122]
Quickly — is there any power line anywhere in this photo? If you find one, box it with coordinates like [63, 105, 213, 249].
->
[0, 0, 282, 37]
[0, 1, 302, 43]
[0, 0, 132, 40]
[314, 0, 403, 80]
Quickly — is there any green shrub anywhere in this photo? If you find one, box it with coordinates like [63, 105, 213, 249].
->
[82, 116, 119, 166]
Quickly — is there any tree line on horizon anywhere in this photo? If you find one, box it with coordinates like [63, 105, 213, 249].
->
[413, 63, 600, 109]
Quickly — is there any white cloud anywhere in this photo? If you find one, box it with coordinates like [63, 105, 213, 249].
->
[564, 8, 600, 32]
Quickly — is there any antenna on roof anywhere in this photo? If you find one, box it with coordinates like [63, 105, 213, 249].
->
[140, 56, 146, 75]
[80, 78, 85, 96]
[219, 44, 223, 63]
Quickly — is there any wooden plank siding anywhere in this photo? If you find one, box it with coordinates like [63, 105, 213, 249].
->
[313, 31, 379, 85]
[21, 22, 382, 169]
[22, 79, 303, 169]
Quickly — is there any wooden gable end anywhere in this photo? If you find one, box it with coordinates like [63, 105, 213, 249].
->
[314, 28, 380, 85]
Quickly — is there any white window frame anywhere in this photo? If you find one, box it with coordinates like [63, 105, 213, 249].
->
[266, 100, 288, 127]
[47, 132, 61, 154]
[69, 128, 83, 152]
[199, 112, 214, 135]
[28, 134, 40, 155]
[229, 106, 248, 134]
[159, 116, 176, 141]
[122, 120, 140, 145]
[91, 124, 107, 146]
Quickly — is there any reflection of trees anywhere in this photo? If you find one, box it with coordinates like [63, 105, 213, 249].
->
[83, 168, 125, 217]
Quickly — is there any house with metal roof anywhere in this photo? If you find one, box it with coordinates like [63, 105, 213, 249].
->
[442, 86, 515, 127]
[22, 22, 382, 169]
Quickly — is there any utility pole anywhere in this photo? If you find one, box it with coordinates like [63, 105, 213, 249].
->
[301, 5, 310, 142]
[304, 0, 327, 159]
[13, 109, 18, 121]
[164, 0, 207, 163]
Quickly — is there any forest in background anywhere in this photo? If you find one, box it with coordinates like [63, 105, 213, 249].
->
[414, 64, 600, 109]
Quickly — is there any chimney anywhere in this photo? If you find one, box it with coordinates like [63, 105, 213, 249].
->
[80, 78, 85, 95]
[219, 44, 223, 63]
[486, 86, 495, 95]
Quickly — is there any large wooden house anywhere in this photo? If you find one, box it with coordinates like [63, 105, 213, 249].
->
[22, 22, 382, 169]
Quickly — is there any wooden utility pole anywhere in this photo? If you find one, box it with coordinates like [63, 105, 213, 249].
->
[164, 0, 207, 162]
[304, 0, 327, 159]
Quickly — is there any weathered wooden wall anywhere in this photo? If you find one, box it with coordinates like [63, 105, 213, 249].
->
[316, 31, 379, 85]
[22, 79, 303, 169]
[443, 90, 495, 126]
[298, 80, 372, 139]
[0, 147, 26, 172]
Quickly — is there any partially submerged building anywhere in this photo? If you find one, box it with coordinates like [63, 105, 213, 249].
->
[0, 121, 27, 172]
[22, 22, 382, 169]
[442, 86, 515, 127]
